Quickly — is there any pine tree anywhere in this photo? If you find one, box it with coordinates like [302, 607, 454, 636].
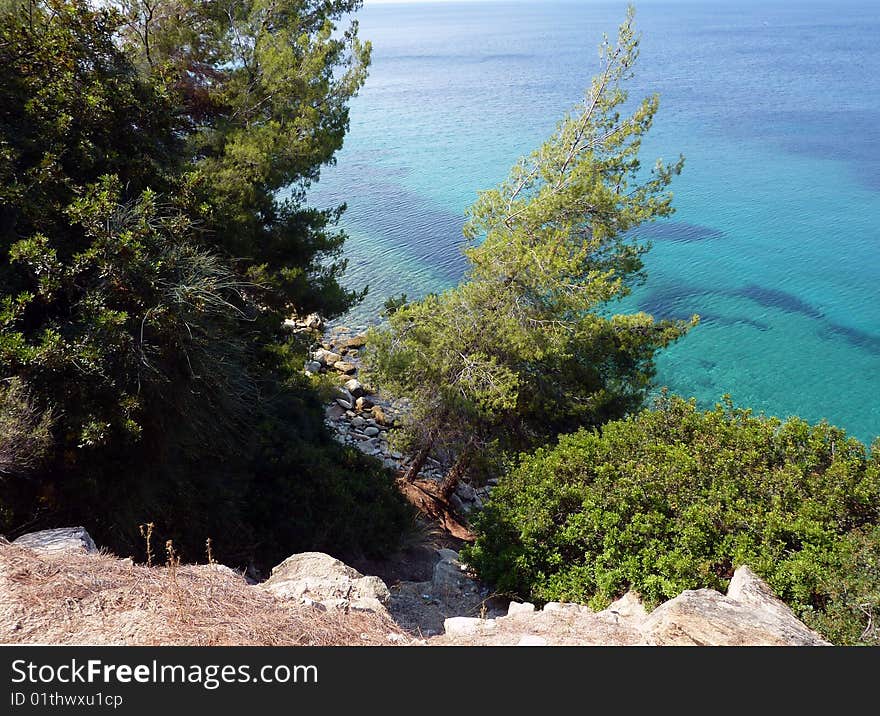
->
[365, 6, 696, 496]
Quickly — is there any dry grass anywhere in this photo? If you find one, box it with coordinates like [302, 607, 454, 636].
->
[0, 540, 406, 646]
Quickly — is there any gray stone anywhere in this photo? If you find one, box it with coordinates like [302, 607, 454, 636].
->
[363, 426, 380, 437]
[335, 399, 353, 410]
[304, 360, 323, 374]
[351, 416, 366, 429]
[432, 550, 481, 596]
[13, 527, 98, 555]
[455, 482, 476, 502]
[337, 388, 354, 404]
[449, 493, 468, 515]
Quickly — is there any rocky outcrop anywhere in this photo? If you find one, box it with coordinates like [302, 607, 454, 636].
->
[640, 566, 829, 646]
[13, 527, 98, 555]
[430, 566, 829, 646]
[261, 552, 391, 615]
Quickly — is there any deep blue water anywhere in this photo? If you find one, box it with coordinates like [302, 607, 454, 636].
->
[305, 0, 880, 444]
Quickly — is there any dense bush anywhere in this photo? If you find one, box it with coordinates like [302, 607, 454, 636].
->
[464, 394, 880, 644]
[0, 1, 412, 568]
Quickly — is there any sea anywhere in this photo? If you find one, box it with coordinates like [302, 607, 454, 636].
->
[304, 0, 880, 445]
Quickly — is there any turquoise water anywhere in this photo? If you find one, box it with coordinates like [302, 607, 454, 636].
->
[307, 0, 880, 444]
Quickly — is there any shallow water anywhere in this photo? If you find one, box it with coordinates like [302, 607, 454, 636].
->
[305, 0, 880, 444]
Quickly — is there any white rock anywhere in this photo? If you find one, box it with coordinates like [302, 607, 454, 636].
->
[443, 617, 496, 637]
[542, 602, 581, 614]
[344, 379, 364, 398]
[603, 592, 647, 620]
[507, 601, 536, 617]
[262, 552, 391, 615]
[313, 349, 341, 366]
[13, 527, 98, 554]
[303, 313, 323, 329]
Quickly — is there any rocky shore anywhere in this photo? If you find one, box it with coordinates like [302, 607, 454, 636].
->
[289, 314, 490, 516]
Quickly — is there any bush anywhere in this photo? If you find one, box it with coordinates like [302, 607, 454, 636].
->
[0, 378, 53, 477]
[17, 337, 414, 572]
[463, 394, 880, 644]
[0, 1, 412, 569]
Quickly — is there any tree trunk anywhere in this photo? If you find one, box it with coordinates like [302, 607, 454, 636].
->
[404, 441, 433, 482]
[439, 451, 471, 501]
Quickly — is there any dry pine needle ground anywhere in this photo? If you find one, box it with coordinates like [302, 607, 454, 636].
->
[0, 539, 405, 646]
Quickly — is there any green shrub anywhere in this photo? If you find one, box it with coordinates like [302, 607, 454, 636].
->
[0, 1, 412, 568]
[464, 394, 880, 644]
[0, 378, 53, 477]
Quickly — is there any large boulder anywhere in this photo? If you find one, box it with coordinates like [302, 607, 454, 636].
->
[261, 552, 391, 614]
[640, 566, 830, 646]
[13, 527, 98, 555]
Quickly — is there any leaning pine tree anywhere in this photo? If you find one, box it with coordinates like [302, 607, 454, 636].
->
[365, 7, 697, 497]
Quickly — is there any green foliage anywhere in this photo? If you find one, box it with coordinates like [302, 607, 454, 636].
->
[0, 378, 53, 478]
[364, 7, 695, 487]
[82, 343, 413, 569]
[114, 0, 372, 316]
[0, 0, 411, 566]
[463, 394, 880, 644]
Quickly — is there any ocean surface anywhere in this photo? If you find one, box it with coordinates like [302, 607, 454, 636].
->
[305, 0, 880, 444]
